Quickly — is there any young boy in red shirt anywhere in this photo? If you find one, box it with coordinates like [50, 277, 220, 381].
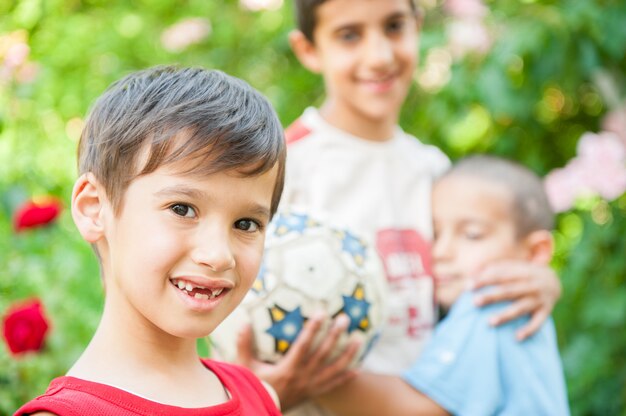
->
[16, 65, 286, 416]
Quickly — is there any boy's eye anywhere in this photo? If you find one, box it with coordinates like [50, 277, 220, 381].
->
[464, 229, 486, 240]
[234, 219, 261, 232]
[386, 19, 405, 34]
[170, 203, 196, 218]
[337, 29, 360, 43]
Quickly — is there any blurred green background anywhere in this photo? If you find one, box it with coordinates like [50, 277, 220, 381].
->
[1, 0, 625, 414]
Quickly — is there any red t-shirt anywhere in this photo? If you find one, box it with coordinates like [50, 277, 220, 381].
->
[14, 359, 281, 416]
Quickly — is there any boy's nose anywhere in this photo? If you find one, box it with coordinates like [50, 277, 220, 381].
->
[363, 33, 394, 69]
[191, 227, 236, 273]
[432, 233, 454, 261]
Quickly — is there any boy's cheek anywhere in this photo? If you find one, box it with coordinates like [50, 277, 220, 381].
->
[239, 243, 266, 286]
[435, 278, 466, 308]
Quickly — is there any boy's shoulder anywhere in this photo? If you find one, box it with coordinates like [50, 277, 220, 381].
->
[398, 135, 450, 176]
[14, 375, 134, 416]
[15, 360, 280, 416]
[285, 107, 450, 174]
[432, 290, 565, 370]
[285, 111, 314, 145]
[403, 290, 568, 415]
[284, 107, 327, 146]
[439, 290, 536, 339]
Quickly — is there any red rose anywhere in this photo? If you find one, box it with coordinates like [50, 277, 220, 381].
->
[14, 197, 62, 232]
[2, 299, 50, 356]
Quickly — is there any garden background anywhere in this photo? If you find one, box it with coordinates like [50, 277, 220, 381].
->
[1, 0, 625, 414]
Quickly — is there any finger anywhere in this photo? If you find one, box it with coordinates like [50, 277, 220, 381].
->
[315, 369, 357, 395]
[282, 311, 325, 366]
[311, 341, 361, 394]
[314, 342, 361, 391]
[488, 297, 537, 327]
[474, 281, 540, 306]
[473, 260, 537, 289]
[308, 314, 349, 365]
[324, 337, 360, 372]
[235, 323, 257, 366]
[539, 268, 562, 302]
[516, 308, 550, 341]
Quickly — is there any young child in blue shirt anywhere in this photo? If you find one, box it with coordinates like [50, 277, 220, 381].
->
[317, 155, 570, 415]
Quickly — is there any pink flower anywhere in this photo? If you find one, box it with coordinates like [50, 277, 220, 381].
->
[3, 42, 30, 69]
[0, 31, 36, 83]
[239, 0, 283, 11]
[161, 18, 211, 53]
[576, 132, 626, 200]
[577, 131, 625, 163]
[446, 19, 492, 59]
[602, 106, 626, 146]
[585, 160, 626, 200]
[13, 196, 63, 232]
[15, 61, 40, 84]
[544, 164, 585, 213]
[2, 299, 50, 356]
[544, 131, 626, 211]
[443, 0, 488, 19]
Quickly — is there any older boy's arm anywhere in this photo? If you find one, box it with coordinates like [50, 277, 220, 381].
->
[235, 313, 359, 411]
[472, 260, 561, 340]
[315, 372, 449, 416]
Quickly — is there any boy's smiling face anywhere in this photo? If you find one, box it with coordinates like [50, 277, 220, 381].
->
[93, 160, 278, 340]
[303, 0, 418, 135]
[431, 175, 530, 308]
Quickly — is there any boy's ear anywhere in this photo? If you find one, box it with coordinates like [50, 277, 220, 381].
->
[523, 230, 554, 265]
[289, 30, 322, 74]
[72, 173, 107, 243]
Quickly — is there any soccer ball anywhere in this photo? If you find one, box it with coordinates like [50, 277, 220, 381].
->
[211, 209, 387, 366]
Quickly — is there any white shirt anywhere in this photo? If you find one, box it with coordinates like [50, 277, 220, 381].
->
[283, 107, 450, 375]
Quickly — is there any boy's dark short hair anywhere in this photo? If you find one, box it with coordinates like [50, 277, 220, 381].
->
[79, 65, 286, 217]
[440, 155, 555, 237]
[294, 0, 419, 43]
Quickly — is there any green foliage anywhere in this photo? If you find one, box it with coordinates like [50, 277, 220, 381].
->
[553, 196, 626, 415]
[1, 0, 625, 415]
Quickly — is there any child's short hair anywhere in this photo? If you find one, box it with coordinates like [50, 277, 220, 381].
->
[78, 65, 286, 217]
[440, 155, 554, 237]
[294, 0, 420, 43]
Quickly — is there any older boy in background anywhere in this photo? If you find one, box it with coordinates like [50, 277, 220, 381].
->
[236, 0, 563, 412]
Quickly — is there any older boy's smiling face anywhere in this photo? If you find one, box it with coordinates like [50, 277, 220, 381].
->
[98, 162, 278, 340]
[311, 0, 418, 136]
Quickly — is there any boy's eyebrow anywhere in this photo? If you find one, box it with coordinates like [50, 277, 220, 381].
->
[386, 11, 411, 20]
[246, 204, 272, 220]
[331, 11, 411, 31]
[154, 186, 206, 201]
[154, 186, 272, 219]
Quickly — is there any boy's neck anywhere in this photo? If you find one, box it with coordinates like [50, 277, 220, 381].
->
[319, 100, 398, 142]
[67, 295, 228, 407]
[70, 300, 198, 375]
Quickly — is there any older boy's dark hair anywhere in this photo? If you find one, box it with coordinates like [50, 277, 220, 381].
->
[294, 0, 419, 43]
[79, 65, 286, 217]
[441, 155, 554, 237]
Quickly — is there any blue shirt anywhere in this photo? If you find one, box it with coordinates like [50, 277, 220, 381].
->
[402, 290, 570, 415]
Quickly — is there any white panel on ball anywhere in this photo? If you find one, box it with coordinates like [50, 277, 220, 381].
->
[211, 209, 387, 367]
